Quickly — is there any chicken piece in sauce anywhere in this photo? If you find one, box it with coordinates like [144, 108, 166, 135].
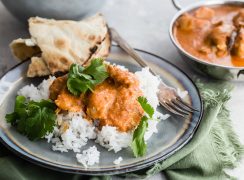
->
[233, 10, 244, 28]
[207, 23, 235, 57]
[177, 13, 211, 32]
[49, 75, 67, 100]
[49, 76, 84, 112]
[194, 7, 215, 20]
[55, 88, 84, 112]
[232, 28, 244, 58]
[86, 65, 144, 132]
[49, 65, 144, 132]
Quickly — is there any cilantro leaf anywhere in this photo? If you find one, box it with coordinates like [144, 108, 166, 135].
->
[67, 77, 93, 96]
[5, 96, 57, 140]
[131, 96, 155, 157]
[137, 96, 154, 118]
[83, 58, 109, 83]
[131, 116, 148, 157]
[67, 58, 109, 96]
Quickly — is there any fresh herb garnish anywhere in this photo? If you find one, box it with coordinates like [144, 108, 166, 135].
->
[5, 96, 57, 140]
[67, 58, 109, 96]
[131, 96, 154, 157]
[137, 96, 154, 118]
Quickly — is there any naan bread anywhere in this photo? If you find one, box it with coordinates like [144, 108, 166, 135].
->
[27, 57, 50, 77]
[89, 32, 111, 63]
[10, 14, 111, 77]
[26, 32, 111, 77]
[28, 14, 108, 74]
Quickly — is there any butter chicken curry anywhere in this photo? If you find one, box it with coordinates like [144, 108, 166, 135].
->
[174, 5, 244, 67]
[49, 64, 144, 132]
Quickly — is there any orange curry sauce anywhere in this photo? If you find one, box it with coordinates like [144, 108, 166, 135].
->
[174, 5, 244, 67]
[49, 65, 144, 132]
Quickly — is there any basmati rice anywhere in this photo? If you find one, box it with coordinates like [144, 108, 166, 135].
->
[50, 113, 96, 153]
[18, 76, 55, 101]
[95, 125, 132, 153]
[76, 146, 100, 167]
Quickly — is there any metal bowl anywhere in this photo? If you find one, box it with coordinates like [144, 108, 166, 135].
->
[169, 0, 244, 81]
[1, 0, 105, 22]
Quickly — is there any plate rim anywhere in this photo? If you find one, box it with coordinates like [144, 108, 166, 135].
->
[0, 45, 203, 175]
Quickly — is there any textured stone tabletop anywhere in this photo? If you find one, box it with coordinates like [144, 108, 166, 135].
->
[0, 0, 243, 179]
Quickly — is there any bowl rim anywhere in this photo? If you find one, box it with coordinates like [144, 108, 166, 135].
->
[169, 0, 244, 70]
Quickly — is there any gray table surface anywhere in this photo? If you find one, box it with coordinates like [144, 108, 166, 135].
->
[0, 0, 243, 179]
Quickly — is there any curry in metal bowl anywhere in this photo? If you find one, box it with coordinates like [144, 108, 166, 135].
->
[173, 4, 244, 68]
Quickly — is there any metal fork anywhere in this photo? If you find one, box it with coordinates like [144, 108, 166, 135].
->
[110, 27, 199, 117]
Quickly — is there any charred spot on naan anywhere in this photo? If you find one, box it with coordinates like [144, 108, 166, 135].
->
[90, 45, 98, 54]
[88, 35, 96, 41]
[54, 39, 68, 49]
[82, 33, 110, 66]
[60, 57, 70, 65]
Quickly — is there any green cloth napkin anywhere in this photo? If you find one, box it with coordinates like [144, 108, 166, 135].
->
[123, 81, 244, 180]
[0, 81, 243, 180]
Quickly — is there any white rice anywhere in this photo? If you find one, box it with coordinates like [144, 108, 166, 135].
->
[50, 113, 96, 153]
[95, 125, 132, 153]
[113, 157, 123, 165]
[76, 146, 100, 168]
[135, 67, 160, 110]
[18, 76, 55, 101]
[17, 65, 175, 167]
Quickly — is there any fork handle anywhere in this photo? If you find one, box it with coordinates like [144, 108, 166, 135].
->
[110, 27, 175, 91]
[110, 27, 157, 76]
